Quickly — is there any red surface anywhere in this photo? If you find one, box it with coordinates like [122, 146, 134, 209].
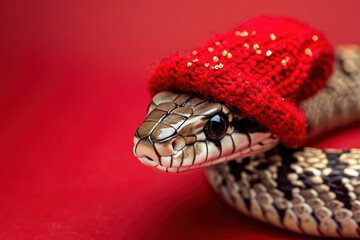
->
[1, 1, 360, 239]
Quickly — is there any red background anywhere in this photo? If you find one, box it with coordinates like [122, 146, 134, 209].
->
[1, 0, 360, 239]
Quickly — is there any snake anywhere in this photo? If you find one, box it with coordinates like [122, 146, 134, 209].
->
[133, 46, 360, 238]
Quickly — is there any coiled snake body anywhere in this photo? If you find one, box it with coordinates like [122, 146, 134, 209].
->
[133, 46, 360, 238]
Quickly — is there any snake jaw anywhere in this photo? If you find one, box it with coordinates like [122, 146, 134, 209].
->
[133, 91, 279, 173]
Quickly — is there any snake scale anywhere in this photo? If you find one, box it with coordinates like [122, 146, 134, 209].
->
[133, 46, 360, 238]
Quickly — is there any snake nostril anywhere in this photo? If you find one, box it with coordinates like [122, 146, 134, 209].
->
[171, 138, 185, 151]
[172, 139, 180, 151]
[145, 156, 154, 162]
[172, 140, 177, 150]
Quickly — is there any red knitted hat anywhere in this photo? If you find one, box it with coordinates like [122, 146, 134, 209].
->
[148, 16, 334, 146]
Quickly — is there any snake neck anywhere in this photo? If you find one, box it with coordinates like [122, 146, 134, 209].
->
[301, 45, 360, 139]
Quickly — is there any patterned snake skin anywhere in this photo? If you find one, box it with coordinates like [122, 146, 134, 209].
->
[133, 46, 360, 238]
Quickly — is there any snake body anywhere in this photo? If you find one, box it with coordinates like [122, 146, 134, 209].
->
[133, 46, 360, 237]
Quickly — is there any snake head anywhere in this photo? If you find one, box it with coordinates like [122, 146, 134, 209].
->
[133, 91, 279, 173]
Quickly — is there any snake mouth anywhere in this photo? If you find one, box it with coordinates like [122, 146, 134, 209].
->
[134, 135, 279, 173]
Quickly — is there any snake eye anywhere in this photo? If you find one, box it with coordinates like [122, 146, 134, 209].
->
[204, 114, 227, 140]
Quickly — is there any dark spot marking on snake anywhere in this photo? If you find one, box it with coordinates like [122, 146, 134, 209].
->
[221, 178, 226, 186]
[255, 162, 269, 170]
[297, 173, 313, 188]
[323, 150, 352, 210]
[304, 171, 314, 177]
[228, 158, 251, 182]
[276, 208, 286, 224]
[275, 145, 299, 200]
[243, 196, 251, 211]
